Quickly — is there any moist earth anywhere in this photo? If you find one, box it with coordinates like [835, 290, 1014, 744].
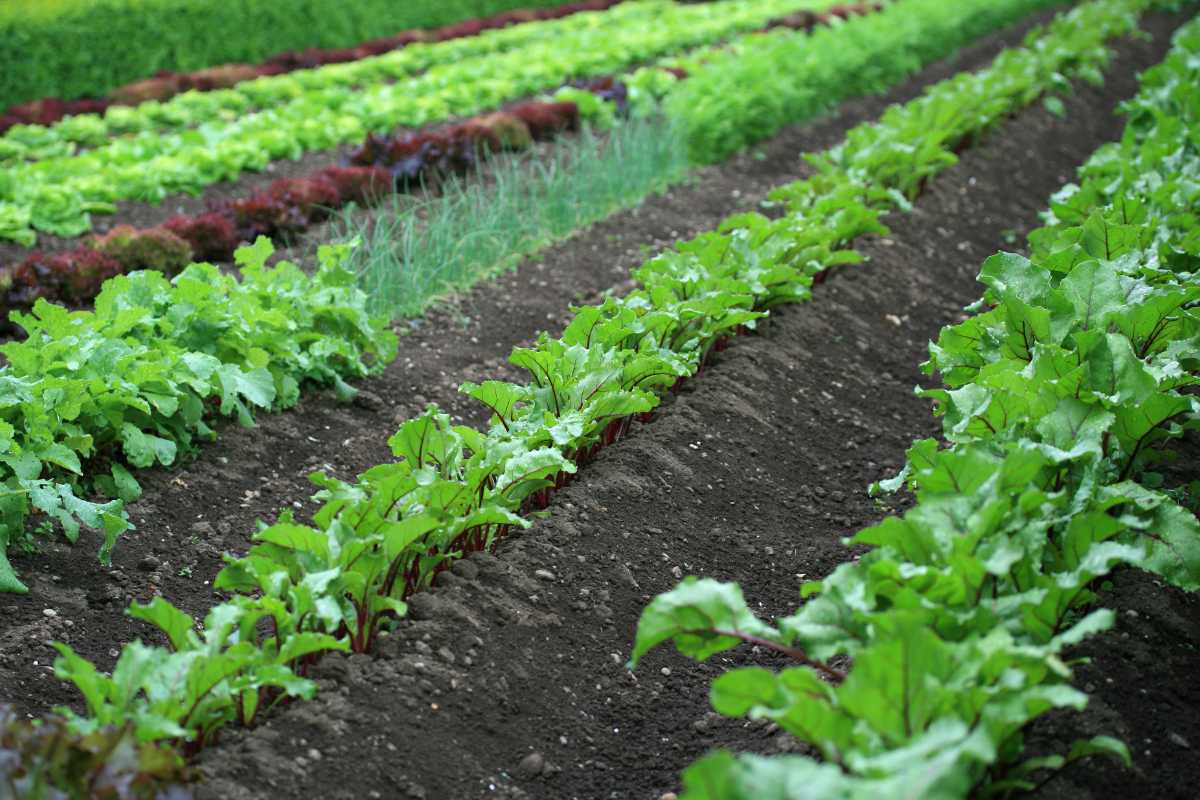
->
[1, 8, 1196, 800]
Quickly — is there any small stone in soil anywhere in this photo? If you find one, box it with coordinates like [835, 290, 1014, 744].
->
[516, 751, 545, 779]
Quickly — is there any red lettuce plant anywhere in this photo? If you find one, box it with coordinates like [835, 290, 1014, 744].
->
[266, 176, 342, 220]
[0, 705, 192, 800]
[314, 165, 393, 204]
[163, 212, 240, 262]
[508, 101, 579, 139]
[218, 195, 304, 240]
[5, 248, 123, 309]
[92, 225, 193, 275]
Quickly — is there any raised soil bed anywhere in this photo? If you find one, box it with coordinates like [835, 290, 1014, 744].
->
[1, 7, 1195, 800]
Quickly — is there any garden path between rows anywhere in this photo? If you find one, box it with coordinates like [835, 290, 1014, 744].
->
[4, 6, 1197, 799]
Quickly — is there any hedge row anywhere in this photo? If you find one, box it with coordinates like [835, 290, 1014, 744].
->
[0, 0, 581, 108]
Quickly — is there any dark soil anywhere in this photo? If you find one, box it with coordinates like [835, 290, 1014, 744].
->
[1, 6, 1195, 800]
[1025, 568, 1200, 799]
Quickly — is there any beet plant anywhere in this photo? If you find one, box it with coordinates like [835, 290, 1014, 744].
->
[631, 13, 1200, 795]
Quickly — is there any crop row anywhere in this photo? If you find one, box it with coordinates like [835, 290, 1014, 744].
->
[0, 101, 585, 322]
[0, 0, 826, 246]
[0, 0, 615, 111]
[0, 0, 1056, 319]
[630, 6, 1200, 799]
[0, 0, 926, 583]
[0, 0, 677, 159]
[0, 238, 398, 594]
[0, 0, 624, 135]
[0, 2, 1158, 795]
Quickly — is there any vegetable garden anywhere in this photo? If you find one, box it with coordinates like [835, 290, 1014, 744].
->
[1, 0, 1197, 797]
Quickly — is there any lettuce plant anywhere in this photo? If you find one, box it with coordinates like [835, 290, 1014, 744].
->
[0, 238, 396, 593]
[0, 705, 191, 799]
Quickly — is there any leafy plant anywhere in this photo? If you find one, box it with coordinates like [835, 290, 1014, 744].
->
[0, 705, 191, 799]
[92, 226, 194, 275]
[0, 238, 397, 593]
[217, 408, 572, 652]
[53, 595, 345, 751]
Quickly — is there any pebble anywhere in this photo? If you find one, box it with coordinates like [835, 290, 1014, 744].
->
[42, 608, 57, 618]
[616, 564, 640, 589]
[660, 794, 678, 800]
[517, 751, 545, 779]
[1170, 732, 1191, 749]
[534, 569, 557, 581]
[138, 555, 161, 572]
